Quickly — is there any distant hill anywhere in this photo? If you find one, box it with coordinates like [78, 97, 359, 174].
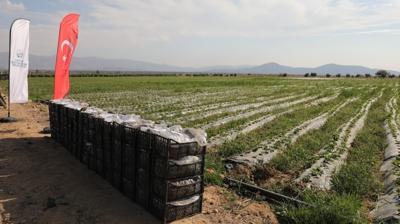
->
[0, 52, 187, 72]
[0, 52, 398, 75]
[234, 62, 398, 75]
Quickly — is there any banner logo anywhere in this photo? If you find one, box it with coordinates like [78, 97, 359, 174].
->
[11, 49, 27, 68]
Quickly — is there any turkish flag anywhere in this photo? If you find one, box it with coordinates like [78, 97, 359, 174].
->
[53, 13, 79, 99]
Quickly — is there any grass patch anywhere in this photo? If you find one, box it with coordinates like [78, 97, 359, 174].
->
[277, 191, 367, 224]
[204, 154, 225, 185]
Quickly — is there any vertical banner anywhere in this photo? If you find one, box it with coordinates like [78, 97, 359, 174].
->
[53, 13, 80, 100]
[9, 19, 30, 103]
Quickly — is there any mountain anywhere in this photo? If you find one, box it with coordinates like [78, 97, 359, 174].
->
[0, 52, 187, 72]
[0, 52, 398, 75]
[234, 62, 399, 75]
[237, 63, 310, 74]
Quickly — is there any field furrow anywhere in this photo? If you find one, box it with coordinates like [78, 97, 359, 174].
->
[297, 92, 382, 189]
[227, 95, 349, 166]
[269, 94, 368, 175]
[202, 94, 326, 130]
[214, 93, 347, 171]
[155, 88, 291, 119]
[177, 92, 308, 125]
[209, 93, 347, 149]
[205, 92, 342, 140]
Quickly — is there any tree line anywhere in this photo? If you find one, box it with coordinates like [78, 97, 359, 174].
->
[302, 70, 397, 78]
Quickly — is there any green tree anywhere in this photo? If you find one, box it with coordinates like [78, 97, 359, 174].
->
[375, 70, 389, 78]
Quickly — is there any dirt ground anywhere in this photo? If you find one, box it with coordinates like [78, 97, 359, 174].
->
[0, 102, 278, 224]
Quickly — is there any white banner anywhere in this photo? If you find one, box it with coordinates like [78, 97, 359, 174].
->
[9, 19, 30, 103]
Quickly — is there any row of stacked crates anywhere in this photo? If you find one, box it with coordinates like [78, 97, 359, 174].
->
[48, 101, 206, 223]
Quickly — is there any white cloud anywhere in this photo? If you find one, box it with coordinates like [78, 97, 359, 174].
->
[2, 0, 400, 69]
[85, 0, 400, 41]
[0, 0, 25, 13]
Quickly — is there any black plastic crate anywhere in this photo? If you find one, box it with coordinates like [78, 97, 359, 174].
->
[87, 115, 97, 143]
[76, 110, 85, 161]
[51, 103, 59, 141]
[155, 138, 206, 160]
[65, 107, 77, 153]
[102, 121, 114, 183]
[81, 113, 96, 164]
[137, 130, 154, 153]
[81, 142, 92, 165]
[88, 154, 97, 171]
[48, 103, 57, 138]
[54, 103, 63, 142]
[113, 169, 123, 190]
[60, 106, 68, 146]
[111, 123, 124, 189]
[135, 133, 152, 208]
[150, 194, 202, 223]
[153, 155, 204, 179]
[137, 148, 152, 171]
[123, 178, 135, 200]
[57, 105, 64, 144]
[70, 111, 80, 157]
[93, 117, 105, 176]
[122, 143, 136, 180]
[122, 126, 137, 181]
[136, 168, 150, 208]
[152, 176, 203, 202]
[96, 159, 105, 176]
[112, 123, 123, 171]
[94, 118, 104, 158]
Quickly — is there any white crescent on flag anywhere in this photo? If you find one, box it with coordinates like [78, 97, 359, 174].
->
[60, 40, 74, 62]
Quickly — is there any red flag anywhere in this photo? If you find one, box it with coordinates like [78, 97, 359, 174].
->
[53, 13, 79, 99]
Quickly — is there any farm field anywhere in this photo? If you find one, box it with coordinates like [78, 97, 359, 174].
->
[2, 76, 399, 223]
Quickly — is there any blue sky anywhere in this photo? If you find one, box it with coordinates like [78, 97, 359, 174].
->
[0, 0, 399, 70]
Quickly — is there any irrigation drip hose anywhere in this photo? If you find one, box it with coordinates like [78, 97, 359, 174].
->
[223, 177, 310, 207]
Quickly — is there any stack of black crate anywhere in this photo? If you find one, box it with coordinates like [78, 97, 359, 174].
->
[122, 125, 137, 199]
[148, 133, 205, 222]
[48, 101, 206, 223]
[48, 102, 58, 140]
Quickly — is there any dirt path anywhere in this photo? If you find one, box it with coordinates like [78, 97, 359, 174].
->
[0, 103, 277, 224]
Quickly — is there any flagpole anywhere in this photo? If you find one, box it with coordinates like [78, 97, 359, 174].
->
[7, 19, 13, 118]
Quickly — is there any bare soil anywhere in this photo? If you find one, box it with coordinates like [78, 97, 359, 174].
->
[0, 102, 277, 224]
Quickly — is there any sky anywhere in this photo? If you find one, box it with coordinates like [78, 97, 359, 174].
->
[0, 0, 399, 70]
